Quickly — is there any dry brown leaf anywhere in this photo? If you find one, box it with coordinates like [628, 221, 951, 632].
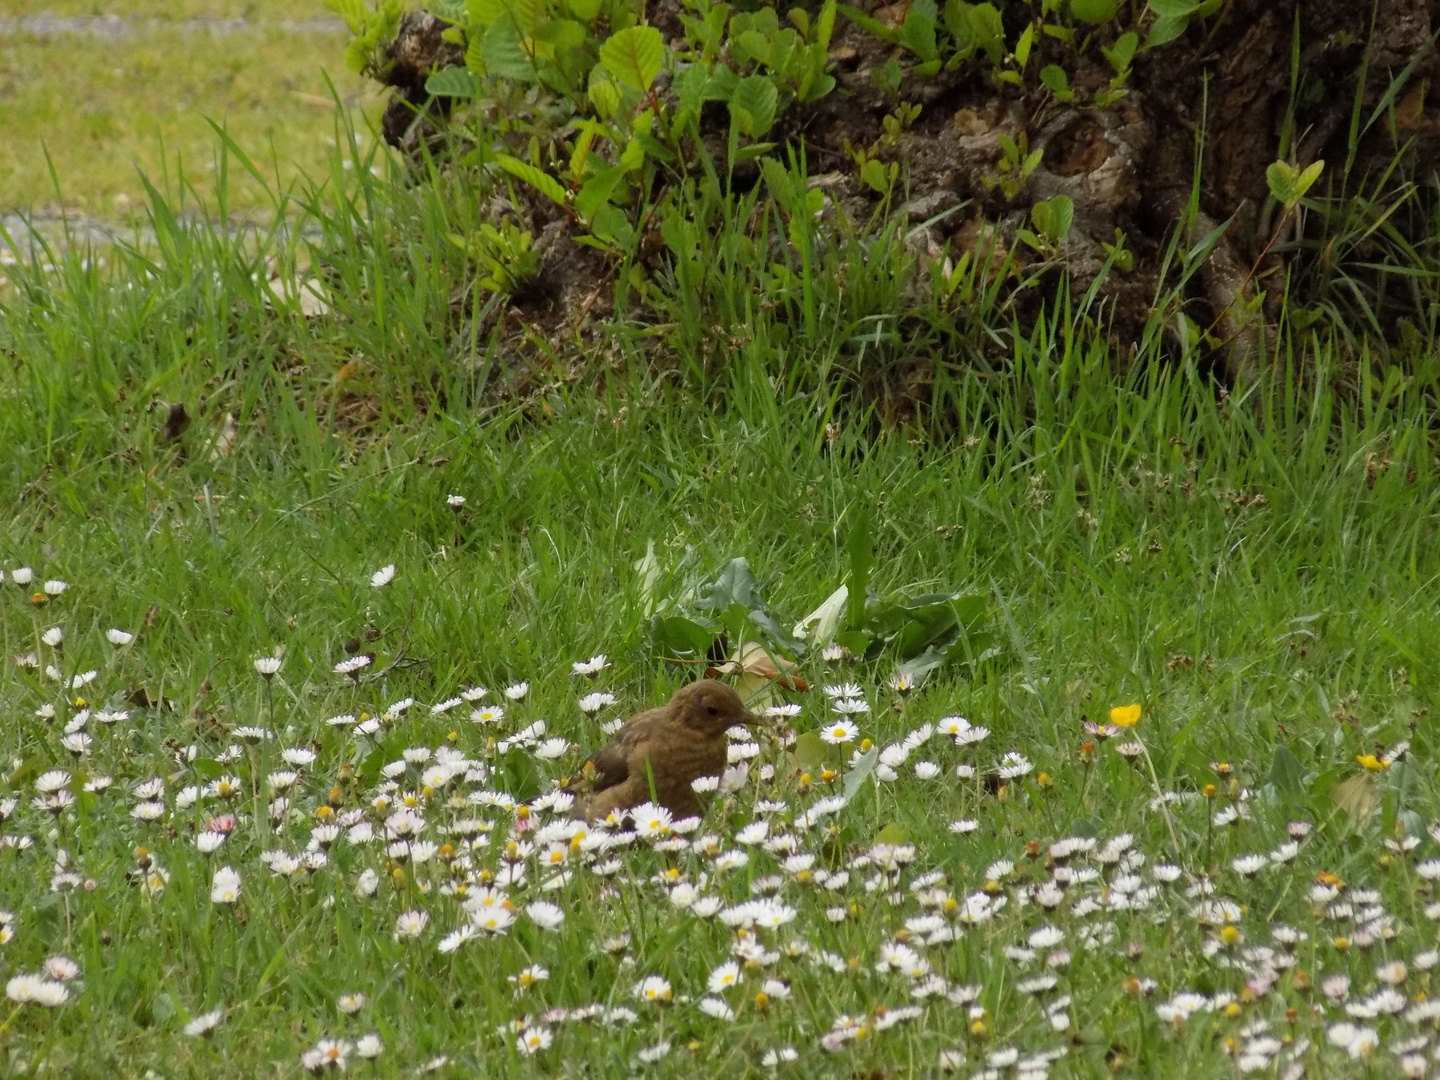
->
[1328, 773, 1379, 822]
[709, 641, 808, 699]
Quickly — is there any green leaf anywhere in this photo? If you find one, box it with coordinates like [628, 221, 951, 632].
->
[875, 822, 910, 845]
[1039, 63, 1072, 100]
[324, 0, 369, 34]
[697, 557, 769, 613]
[565, 0, 602, 19]
[1147, 0, 1198, 15]
[1069, 0, 1116, 22]
[894, 646, 949, 687]
[494, 153, 568, 206]
[1014, 23, 1034, 69]
[600, 25, 664, 91]
[536, 18, 587, 51]
[652, 614, 716, 658]
[1141, 12, 1189, 51]
[815, 0, 838, 50]
[575, 161, 630, 218]
[792, 732, 827, 769]
[860, 158, 890, 193]
[588, 69, 622, 118]
[425, 65, 482, 97]
[966, 2, 1006, 63]
[842, 745, 879, 801]
[730, 74, 779, 137]
[483, 15, 538, 80]
[589, 203, 634, 246]
[1031, 193, 1074, 242]
[901, 0, 939, 61]
[1269, 744, 1306, 806]
[1268, 159, 1324, 209]
[1101, 31, 1137, 73]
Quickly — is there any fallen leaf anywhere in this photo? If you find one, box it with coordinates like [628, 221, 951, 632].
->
[1328, 773, 1379, 822]
[710, 640, 808, 700]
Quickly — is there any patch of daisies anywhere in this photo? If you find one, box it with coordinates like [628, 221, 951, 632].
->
[3, 567, 1440, 1078]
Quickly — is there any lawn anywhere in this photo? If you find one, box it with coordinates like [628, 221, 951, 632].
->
[0, 1, 375, 214]
[1, 39, 1439, 1078]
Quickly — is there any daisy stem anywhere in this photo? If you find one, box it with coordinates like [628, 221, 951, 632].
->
[0, 1003, 20, 1036]
[1135, 736, 1181, 857]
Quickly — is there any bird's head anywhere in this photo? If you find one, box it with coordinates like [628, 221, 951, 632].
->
[671, 679, 757, 736]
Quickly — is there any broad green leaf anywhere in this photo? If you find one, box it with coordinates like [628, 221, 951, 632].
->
[425, 65, 481, 97]
[792, 732, 827, 769]
[894, 646, 949, 686]
[588, 69, 622, 118]
[875, 822, 910, 846]
[673, 57, 710, 116]
[1141, 12, 1188, 50]
[651, 614, 716, 658]
[1014, 23, 1034, 69]
[901, 0, 939, 61]
[966, 2, 1006, 63]
[1268, 159, 1323, 208]
[1039, 63, 1073, 100]
[465, 32, 487, 73]
[696, 557, 769, 612]
[730, 74, 779, 137]
[575, 162, 630, 218]
[467, 0, 508, 27]
[1268, 744, 1306, 805]
[842, 745, 879, 801]
[565, 0, 602, 19]
[536, 18, 588, 50]
[735, 29, 773, 65]
[861, 158, 890, 193]
[324, 0, 369, 33]
[705, 64, 740, 100]
[483, 15, 538, 80]
[600, 25, 664, 91]
[1147, 0, 1198, 15]
[1101, 30, 1137, 72]
[1031, 193, 1074, 242]
[494, 153, 569, 206]
[589, 203, 634, 246]
[1069, 0, 1116, 22]
[1266, 160, 1299, 206]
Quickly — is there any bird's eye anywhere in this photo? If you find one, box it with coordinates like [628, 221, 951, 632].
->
[705, 703, 720, 717]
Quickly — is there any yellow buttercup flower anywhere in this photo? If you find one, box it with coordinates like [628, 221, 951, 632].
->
[1110, 703, 1142, 728]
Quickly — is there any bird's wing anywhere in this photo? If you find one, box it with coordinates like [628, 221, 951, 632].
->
[575, 713, 663, 794]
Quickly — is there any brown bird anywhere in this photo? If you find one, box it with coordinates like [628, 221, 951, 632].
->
[568, 680, 757, 822]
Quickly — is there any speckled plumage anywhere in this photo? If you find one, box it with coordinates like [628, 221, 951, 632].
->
[569, 680, 755, 822]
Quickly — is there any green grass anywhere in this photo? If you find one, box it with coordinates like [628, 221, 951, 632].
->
[2, 131, 1440, 1079]
[0, 5, 374, 214]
